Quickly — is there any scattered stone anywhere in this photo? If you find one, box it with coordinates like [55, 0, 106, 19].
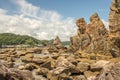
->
[77, 62, 90, 72]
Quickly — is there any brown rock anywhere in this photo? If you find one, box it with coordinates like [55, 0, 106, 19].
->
[25, 63, 39, 70]
[40, 58, 55, 70]
[90, 60, 109, 72]
[73, 75, 87, 80]
[84, 71, 99, 80]
[77, 62, 90, 72]
[56, 56, 73, 67]
[32, 57, 44, 64]
[69, 13, 109, 54]
[0, 62, 34, 80]
[53, 36, 63, 49]
[76, 18, 86, 34]
[10, 68, 34, 80]
[41, 47, 50, 54]
[96, 62, 120, 80]
[69, 18, 91, 52]
[109, 0, 120, 57]
[86, 13, 109, 53]
[51, 56, 80, 75]
[35, 68, 49, 77]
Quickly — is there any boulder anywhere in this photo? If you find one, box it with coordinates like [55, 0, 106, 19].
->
[40, 58, 55, 70]
[77, 62, 90, 72]
[90, 60, 109, 72]
[56, 56, 73, 67]
[0, 61, 34, 80]
[84, 71, 99, 80]
[41, 47, 50, 54]
[10, 68, 34, 80]
[35, 68, 49, 77]
[25, 63, 39, 71]
[95, 62, 120, 80]
[51, 56, 80, 74]
[32, 57, 44, 64]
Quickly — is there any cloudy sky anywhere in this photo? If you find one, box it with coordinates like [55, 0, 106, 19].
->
[0, 0, 112, 41]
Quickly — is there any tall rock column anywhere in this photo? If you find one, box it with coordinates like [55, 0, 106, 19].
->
[109, 0, 120, 56]
[53, 36, 63, 49]
[69, 18, 91, 52]
[86, 13, 109, 53]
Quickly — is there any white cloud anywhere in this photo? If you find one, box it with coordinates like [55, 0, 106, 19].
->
[0, 0, 76, 41]
[13, 0, 39, 17]
[102, 19, 109, 30]
[0, 8, 7, 14]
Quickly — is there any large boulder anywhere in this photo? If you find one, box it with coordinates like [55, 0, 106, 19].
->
[0, 61, 34, 80]
[95, 62, 120, 80]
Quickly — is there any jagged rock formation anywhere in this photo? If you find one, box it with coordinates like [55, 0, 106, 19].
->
[109, 0, 120, 56]
[0, 0, 120, 80]
[69, 13, 109, 54]
[46, 36, 67, 53]
[86, 13, 109, 53]
[69, 18, 91, 52]
[53, 36, 63, 49]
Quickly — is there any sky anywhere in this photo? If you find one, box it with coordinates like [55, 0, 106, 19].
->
[0, 0, 112, 41]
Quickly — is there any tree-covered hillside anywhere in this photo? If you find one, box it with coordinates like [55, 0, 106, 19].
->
[0, 33, 70, 47]
[0, 33, 49, 46]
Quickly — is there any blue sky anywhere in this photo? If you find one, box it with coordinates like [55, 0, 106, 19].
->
[28, 0, 112, 21]
[0, 0, 112, 41]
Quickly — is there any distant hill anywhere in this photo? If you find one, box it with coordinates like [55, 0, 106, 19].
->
[62, 41, 70, 45]
[0, 33, 70, 47]
[0, 33, 49, 46]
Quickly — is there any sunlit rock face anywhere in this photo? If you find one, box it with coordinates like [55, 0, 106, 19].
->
[53, 36, 63, 49]
[69, 13, 109, 54]
[86, 13, 109, 53]
[109, 0, 120, 56]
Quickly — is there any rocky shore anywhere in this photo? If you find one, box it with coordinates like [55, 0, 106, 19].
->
[0, 0, 120, 80]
